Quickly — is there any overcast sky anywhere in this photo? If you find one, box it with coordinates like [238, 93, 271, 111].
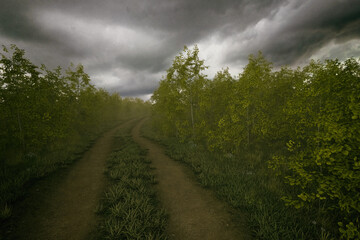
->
[1, 0, 360, 99]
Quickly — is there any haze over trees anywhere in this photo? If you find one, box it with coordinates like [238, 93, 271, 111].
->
[0, 45, 148, 166]
[151, 46, 360, 239]
[0, 45, 149, 219]
[1, 43, 359, 239]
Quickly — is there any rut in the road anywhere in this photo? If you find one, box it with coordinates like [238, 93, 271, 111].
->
[11, 120, 135, 240]
[132, 119, 251, 240]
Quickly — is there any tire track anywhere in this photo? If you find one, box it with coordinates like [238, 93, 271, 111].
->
[132, 118, 251, 240]
[10, 119, 136, 240]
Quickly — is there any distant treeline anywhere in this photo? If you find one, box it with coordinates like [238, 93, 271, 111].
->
[0, 44, 148, 170]
[151, 46, 360, 239]
[0, 45, 149, 221]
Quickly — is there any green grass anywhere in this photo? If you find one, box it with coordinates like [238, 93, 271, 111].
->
[141, 120, 336, 240]
[96, 130, 167, 240]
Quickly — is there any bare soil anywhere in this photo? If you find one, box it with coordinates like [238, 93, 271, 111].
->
[4, 120, 135, 240]
[132, 119, 251, 240]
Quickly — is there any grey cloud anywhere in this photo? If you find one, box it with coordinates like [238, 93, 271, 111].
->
[234, 0, 360, 65]
[314, 39, 360, 61]
[0, 1, 43, 41]
[109, 75, 159, 98]
[0, 0, 359, 98]
[0, 0, 287, 70]
[114, 50, 172, 73]
[38, 0, 284, 32]
[0, 0, 69, 47]
[111, 85, 156, 98]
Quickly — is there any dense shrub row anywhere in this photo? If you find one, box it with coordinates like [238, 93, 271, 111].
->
[151, 46, 360, 239]
[0, 45, 148, 220]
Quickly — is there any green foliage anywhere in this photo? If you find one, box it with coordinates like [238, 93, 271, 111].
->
[151, 45, 360, 239]
[0, 45, 124, 161]
[0, 203, 11, 220]
[271, 58, 360, 239]
[0, 44, 150, 221]
[201, 68, 239, 152]
[151, 45, 208, 141]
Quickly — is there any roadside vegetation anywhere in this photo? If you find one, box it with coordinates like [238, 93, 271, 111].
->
[142, 122, 325, 240]
[0, 45, 150, 222]
[2, 42, 358, 239]
[96, 126, 167, 240]
[149, 46, 360, 239]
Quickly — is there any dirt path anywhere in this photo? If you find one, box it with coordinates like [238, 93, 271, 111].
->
[9, 120, 135, 240]
[132, 119, 251, 240]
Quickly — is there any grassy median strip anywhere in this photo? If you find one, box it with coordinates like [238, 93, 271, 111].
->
[96, 132, 167, 240]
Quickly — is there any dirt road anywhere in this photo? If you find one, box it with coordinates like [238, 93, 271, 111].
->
[5, 118, 249, 240]
[8, 120, 135, 240]
[132, 119, 251, 240]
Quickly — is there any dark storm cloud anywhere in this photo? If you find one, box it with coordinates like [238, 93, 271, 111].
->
[36, 0, 283, 36]
[0, 0, 49, 42]
[265, 0, 360, 65]
[225, 0, 360, 66]
[0, 0, 359, 98]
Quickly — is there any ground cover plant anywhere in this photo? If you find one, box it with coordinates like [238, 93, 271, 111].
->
[96, 127, 167, 240]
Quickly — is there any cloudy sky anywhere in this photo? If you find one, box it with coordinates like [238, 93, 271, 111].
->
[1, 0, 360, 99]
